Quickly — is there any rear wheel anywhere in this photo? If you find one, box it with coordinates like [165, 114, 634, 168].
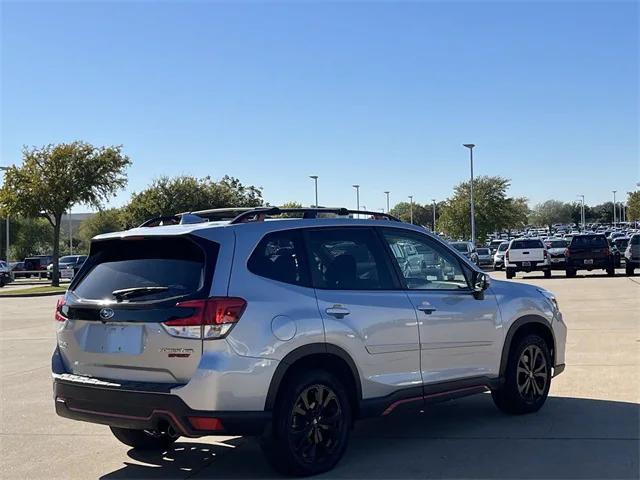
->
[506, 268, 516, 279]
[492, 334, 551, 415]
[110, 427, 179, 450]
[543, 269, 551, 279]
[261, 369, 351, 476]
[606, 267, 615, 276]
[565, 269, 576, 278]
[626, 264, 635, 276]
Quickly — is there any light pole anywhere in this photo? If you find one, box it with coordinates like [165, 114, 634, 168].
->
[352, 185, 360, 217]
[0, 166, 9, 261]
[612, 190, 617, 226]
[309, 175, 319, 207]
[68, 210, 73, 254]
[384, 191, 390, 213]
[408, 195, 414, 224]
[463, 144, 476, 244]
[577, 194, 585, 231]
[432, 199, 437, 232]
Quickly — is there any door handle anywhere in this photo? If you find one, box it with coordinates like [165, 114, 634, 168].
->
[417, 303, 437, 315]
[325, 305, 351, 319]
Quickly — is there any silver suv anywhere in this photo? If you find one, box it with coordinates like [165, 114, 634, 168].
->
[52, 207, 567, 476]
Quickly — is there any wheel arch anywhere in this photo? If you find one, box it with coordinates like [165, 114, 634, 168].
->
[264, 343, 362, 416]
[500, 315, 556, 376]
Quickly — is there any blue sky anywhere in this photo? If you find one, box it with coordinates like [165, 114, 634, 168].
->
[1, 1, 638, 212]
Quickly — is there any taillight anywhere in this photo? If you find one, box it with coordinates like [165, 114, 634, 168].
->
[162, 297, 247, 339]
[54, 297, 67, 322]
[543, 250, 548, 258]
[505, 250, 510, 261]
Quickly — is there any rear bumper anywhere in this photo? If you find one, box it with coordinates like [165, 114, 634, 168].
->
[53, 378, 271, 437]
[505, 261, 550, 271]
[566, 258, 613, 270]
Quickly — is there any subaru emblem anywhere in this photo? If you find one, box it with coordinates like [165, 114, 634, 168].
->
[99, 308, 115, 321]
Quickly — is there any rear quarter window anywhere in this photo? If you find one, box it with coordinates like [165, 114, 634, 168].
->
[247, 229, 310, 286]
[72, 236, 213, 302]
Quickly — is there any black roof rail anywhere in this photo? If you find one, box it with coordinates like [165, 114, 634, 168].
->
[229, 207, 401, 224]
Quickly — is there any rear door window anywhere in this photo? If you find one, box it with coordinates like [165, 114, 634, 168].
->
[248, 229, 310, 286]
[304, 228, 396, 290]
[72, 237, 212, 302]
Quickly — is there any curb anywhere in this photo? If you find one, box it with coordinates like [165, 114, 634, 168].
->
[0, 290, 66, 298]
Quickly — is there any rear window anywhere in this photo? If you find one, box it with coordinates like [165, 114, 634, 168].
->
[73, 237, 212, 302]
[451, 243, 469, 252]
[510, 239, 544, 249]
[548, 240, 568, 248]
[570, 235, 608, 248]
[477, 248, 490, 255]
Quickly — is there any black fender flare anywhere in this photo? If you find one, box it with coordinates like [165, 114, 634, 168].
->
[499, 314, 557, 377]
[264, 343, 362, 411]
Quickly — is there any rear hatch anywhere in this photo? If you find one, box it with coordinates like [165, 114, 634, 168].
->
[567, 235, 610, 263]
[56, 235, 219, 384]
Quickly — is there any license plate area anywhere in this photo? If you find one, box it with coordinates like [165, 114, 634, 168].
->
[522, 261, 531, 267]
[85, 324, 143, 355]
[584, 259, 594, 265]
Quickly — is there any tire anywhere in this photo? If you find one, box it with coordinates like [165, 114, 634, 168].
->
[110, 427, 178, 450]
[506, 268, 515, 279]
[261, 369, 351, 476]
[543, 269, 551, 279]
[626, 265, 635, 276]
[606, 267, 615, 277]
[565, 269, 576, 278]
[492, 334, 552, 415]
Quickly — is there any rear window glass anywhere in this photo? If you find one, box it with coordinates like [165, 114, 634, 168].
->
[548, 240, 568, 248]
[73, 237, 211, 301]
[477, 248, 490, 255]
[510, 240, 544, 249]
[451, 243, 469, 252]
[570, 236, 608, 248]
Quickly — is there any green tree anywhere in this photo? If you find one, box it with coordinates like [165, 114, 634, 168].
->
[78, 209, 125, 252]
[437, 176, 526, 243]
[6, 218, 53, 261]
[390, 202, 440, 229]
[627, 191, 640, 222]
[529, 200, 572, 229]
[122, 175, 263, 227]
[0, 142, 130, 285]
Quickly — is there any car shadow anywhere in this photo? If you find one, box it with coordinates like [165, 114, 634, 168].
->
[101, 395, 639, 479]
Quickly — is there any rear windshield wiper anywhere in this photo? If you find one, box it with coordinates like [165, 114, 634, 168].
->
[112, 286, 169, 300]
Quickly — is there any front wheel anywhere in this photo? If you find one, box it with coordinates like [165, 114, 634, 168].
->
[110, 427, 178, 450]
[261, 369, 351, 476]
[492, 334, 552, 415]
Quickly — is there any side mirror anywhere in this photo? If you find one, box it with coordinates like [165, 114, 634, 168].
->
[472, 271, 490, 299]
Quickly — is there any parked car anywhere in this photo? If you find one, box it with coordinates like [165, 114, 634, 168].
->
[505, 238, 551, 279]
[23, 255, 53, 278]
[545, 238, 569, 270]
[611, 237, 629, 268]
[52, 207, 566, 476]
[8, 261, 27, 278]
[47, 255, 87, 279]
[488, 239, 505, 254]
[475, 247, 493, 266]
[565, 234, 615, 277]
[449, 241, 479, 265]
[624, 233, 640, 276]
[492, 241, 509, 270]
[0, 260, 10, 287]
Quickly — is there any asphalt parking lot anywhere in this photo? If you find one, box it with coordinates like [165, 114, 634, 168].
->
[1, 270, 638, 479]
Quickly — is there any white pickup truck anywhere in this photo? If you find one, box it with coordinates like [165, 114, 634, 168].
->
[504, 238, 551, 279]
